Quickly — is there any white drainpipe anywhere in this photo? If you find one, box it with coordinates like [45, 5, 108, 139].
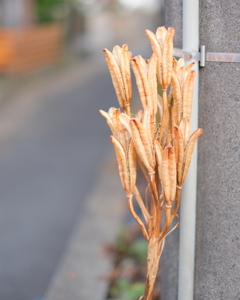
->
[178, 1, 199, 300]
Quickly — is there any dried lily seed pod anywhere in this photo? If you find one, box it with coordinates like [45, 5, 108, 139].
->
[110, 136, 128, 192]
[174, 126, 184, 184]
[103, 48, 125, 109]
[183, 70, 196, 119]
[128, 139, 137, 193]
[168, 147, 177, 203]
[171, 72, 182, 125]
[161, 147, 171, 204]
[182, 128, 203, 182]
[142, 108, 152, 145]
[99, 109, 115, 135]
[121, 44, 132, 104]
[119, 113, 131, 134]
[103, 45, 132, 113]
[162, 27, 175, 89]
[130, 119, 154, 173]
[154, 140, 163, 181]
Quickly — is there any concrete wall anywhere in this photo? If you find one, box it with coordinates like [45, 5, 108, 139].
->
[163, 1, 240, 299]
[195, 1, 240, 299]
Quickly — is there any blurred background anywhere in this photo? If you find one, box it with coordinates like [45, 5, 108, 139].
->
[0, 1, 164, 299]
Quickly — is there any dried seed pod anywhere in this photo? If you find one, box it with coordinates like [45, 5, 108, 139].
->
[168, 147, 176, 203]
[103, 49, 125, 109]
[154, 140, 163, 181]
[172, 57, 179, 75]
[171, 72, 182, 125]
[156, 26, 167, 49]
[134, 56, 152, 107]
[142, 108, 152, 145]
[148, 53, 158, 118]
[103, 45, 132, 112]
[110, 136, 128, 191]
[174, 126, 184, 184]
[108, 107, 116, 117]
[112, 109, 122, 133]
[121, 44, 132, 103]
[162, 27, 175, 89]
[112, 45, 122, 65]
[119, 113, 131, 134]
[158, 95, 164, 122]
[183, 70, 196, 119]
[185, 61, 195, 73]
[99, 109, 115, 135]
[161, 147, 171, 204]
[145, 29, 162, 60]
[131, 54, 158, 122]
[182, 128, 203, 182]
[128, 139, 137, 192]
[131, 58, 148, 110]
[184, 119, 191, 144]
[130, 119, 154, 173]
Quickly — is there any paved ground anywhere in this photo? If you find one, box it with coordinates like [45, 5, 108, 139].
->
[0, 56, 119, 300]
[0, 35, 151, 300]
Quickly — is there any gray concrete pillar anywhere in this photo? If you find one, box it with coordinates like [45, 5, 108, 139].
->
[163, 1, 240, 299]
[195, 1, 240, 299]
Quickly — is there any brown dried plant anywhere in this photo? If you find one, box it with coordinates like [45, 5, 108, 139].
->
[100, 27, 203, 300]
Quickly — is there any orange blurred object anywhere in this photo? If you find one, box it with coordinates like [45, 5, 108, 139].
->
[0, 24, 63, 74]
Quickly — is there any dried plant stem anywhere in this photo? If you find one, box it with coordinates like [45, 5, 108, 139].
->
[143, 237, 164, 300]
[128, 195, 149, 241]
[126, 105, 131, 117]
[133, 186, 151, 223]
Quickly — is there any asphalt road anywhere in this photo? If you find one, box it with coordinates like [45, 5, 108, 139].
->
[0, 57, 117, 300]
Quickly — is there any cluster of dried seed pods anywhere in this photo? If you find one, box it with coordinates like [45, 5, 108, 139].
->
[100, 26, 203, 300]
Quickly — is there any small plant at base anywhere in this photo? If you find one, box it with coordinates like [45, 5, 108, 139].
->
[100, 27, 203, 300]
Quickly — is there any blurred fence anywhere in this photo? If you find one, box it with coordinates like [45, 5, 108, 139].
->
[0, 24, 63, 74]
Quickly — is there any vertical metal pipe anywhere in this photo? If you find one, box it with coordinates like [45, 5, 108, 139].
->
[178, 1, 199, 300]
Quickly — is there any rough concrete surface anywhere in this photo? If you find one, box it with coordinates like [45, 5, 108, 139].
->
[164, 0, 183, 48]
[196, 64, 240, 299]
[195, 1, 240, 298]
[45, 160, 125, 300]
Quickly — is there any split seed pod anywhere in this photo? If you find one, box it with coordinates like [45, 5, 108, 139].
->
[161, 147, 171, 204]
[171, 63, 195, 126]
[174, 126, 184, 184]
[103, 45, 132, 113]
[131, 54, 158, 119]
[161, 146, 176, 205]
[145, 27, 175, 89]
[110, 136, 137, 196]
[100, 108, 130, 151]
[183, 70, 196, 119]
[154, 140, 163, 181]
[182, 128, 203, 182]
[130, 118, 154, 174]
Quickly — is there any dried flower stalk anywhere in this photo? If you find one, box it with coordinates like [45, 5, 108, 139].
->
[100, 26, 203, 300]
